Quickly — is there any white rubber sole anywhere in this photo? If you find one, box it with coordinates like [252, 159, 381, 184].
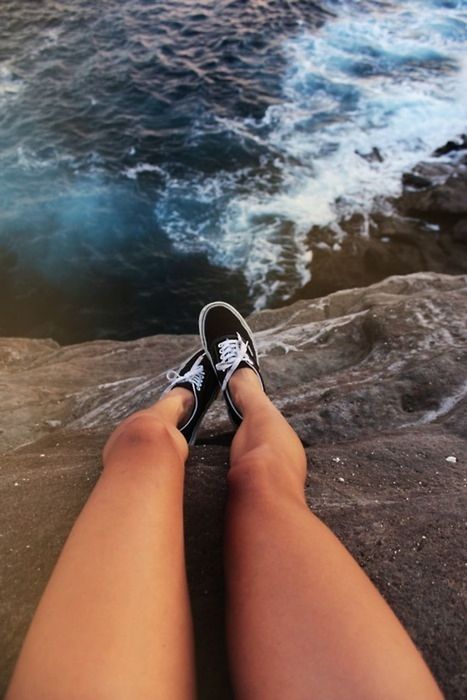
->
[185, 389, 218, 446]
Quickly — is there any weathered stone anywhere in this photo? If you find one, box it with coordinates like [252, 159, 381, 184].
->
[453, 218, 467, 243]
[0, 272, 466, 699]
[433, 135, 467, 157]
[401, 173, 467, 218]
[296, 147, 467, 302]
[402, 172, 432, 189]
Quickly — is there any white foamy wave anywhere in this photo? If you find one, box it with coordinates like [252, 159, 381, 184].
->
[157, 0, 467, 306]
[124, 163, 165, 180]
[15, 146, 78, 171]
[0, 64, 23, 99]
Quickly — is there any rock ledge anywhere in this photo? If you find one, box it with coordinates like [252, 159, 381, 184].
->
[0, 272, 466, 699]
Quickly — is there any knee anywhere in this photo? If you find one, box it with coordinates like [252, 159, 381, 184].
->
[228, 444, 305, 502]
[103, 411, 187, 466]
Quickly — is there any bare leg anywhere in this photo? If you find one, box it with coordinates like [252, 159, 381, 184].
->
[7, 389, 196, 700]
[225, 369, 443, 700]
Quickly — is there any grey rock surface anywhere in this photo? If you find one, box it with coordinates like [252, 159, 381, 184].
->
[1, 272, 466, 698]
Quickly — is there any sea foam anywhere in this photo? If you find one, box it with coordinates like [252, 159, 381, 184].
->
[156, 0, 467, 306]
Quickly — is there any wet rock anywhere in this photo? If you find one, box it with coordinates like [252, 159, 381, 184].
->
[295, 145, 467, 303]
[402, 172, 432, 190]
[356, 146, 384, 163]
[433, 135, 467, 157]
[400, 171, 467, 218]
[0, 273, 466, 699]
[452, 218, 467, 243]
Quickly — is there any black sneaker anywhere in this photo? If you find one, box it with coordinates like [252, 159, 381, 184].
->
[198, 302, 265, 427]
[162, 349, 219, 445]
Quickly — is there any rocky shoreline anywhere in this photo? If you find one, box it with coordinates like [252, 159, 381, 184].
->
[293, 137, 467, 303]
[1, 138, 466, 344]
[0, 271, 466, 698]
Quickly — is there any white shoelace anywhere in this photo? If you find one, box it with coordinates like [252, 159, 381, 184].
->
[216, 333, 254, 392]
[164, 355, 205, 395]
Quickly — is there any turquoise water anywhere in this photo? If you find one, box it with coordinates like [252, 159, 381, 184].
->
[1, 0, 466, 341]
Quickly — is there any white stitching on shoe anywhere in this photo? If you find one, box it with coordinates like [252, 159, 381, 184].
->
[215, 333, 255, 392]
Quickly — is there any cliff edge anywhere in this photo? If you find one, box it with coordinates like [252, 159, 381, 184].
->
[0, 272, 466, 698]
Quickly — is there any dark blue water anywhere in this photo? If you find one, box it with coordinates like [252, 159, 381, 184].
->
[1, 0, 466, 342]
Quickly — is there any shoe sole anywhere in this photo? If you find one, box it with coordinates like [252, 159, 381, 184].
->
[186, 389, 218, 445]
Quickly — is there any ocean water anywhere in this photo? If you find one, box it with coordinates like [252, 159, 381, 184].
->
[1, 0, 466, 341]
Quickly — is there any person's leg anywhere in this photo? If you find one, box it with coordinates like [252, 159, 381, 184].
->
[7, 388, 196, 700]
[225, 368, 443, 700]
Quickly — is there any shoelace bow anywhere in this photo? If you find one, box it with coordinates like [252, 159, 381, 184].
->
[165, 355, 205, 394]
[216, 332, 255, 392]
